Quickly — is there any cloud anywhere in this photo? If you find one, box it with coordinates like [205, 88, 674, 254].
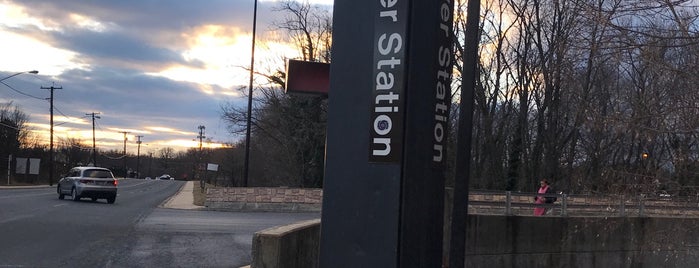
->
[54, 30, 196, 68]
[1, 0, 331, 152]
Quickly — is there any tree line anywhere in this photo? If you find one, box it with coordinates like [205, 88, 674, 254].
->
[223, 0, 699, 195]
[451, 0, 699, 195]
[221, 0, 331, 188]
[0, 102, 236, 184]
[6, 0, 698, 194]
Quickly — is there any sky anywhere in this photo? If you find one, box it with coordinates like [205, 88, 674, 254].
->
[0, 0, 333, 155]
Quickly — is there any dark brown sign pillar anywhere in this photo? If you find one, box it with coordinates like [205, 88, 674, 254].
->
[320, 0, 455, 267]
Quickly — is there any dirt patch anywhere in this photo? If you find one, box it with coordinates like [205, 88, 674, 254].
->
[193, 181, 206, 206]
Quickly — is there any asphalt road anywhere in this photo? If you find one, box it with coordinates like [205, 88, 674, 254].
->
[0, 179, 320, 268]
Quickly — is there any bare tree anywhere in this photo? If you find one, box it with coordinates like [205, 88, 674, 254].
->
[448, 0, 699, 195]
[272, 0, 332, 62]
[0, 103, 30, 179]
[0, 102, 30, 155]
[221, 1, 331, 187]
[58, 137, 89, 168]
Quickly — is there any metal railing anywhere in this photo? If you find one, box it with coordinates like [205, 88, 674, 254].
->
[469, 190, 699, 217]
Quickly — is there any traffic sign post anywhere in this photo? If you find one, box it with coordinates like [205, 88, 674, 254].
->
[319, 0, 456, 267]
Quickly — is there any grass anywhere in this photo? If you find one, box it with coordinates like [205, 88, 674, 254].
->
[192, 181, 206, 206]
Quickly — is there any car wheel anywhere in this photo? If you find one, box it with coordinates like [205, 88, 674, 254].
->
[107, 196, 116, 204]
[57, 186, 64, 200]
[71, 187, 80, 201]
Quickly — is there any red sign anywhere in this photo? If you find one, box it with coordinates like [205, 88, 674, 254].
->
[285, 59, 330, 96]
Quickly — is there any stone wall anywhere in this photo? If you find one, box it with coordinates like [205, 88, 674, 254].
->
[205, 187, 322, 212]
[205, 188, 695, 216]
[251, 215, 699, 267]
[465, 215, 699, 267]
[252, 219, 321, 268]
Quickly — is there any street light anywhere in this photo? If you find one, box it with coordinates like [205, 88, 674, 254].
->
[244, 0, 258, 187]
[1, 70, 38, 186]
[0, 70, 39, 82]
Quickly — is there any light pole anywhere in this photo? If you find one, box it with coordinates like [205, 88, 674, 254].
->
[244, 0, 258, 187]
[0, 70, 38, 82]
[449, 0, 481, 267]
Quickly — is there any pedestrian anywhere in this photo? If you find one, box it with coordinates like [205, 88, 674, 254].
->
[534, 179, 555, 216]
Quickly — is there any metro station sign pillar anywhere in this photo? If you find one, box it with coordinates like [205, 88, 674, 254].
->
[320, 0, 456, 267]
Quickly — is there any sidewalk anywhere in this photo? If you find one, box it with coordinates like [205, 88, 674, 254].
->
[161, 181, 205, 210]
[162, 182, 247, 268]
[0, 184, 51, 189]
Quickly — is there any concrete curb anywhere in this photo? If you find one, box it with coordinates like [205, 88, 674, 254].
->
[0, 185, 52, 189]
[205, 201, 321, 213]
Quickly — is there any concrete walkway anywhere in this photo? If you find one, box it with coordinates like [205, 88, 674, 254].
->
[162, 181, 204, 210]
[161, 182, 251, 268]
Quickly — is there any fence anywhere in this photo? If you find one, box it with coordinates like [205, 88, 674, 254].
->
[469, 190, 699, 217]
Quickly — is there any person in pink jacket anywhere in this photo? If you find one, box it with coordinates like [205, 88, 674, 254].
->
[534, 179, 554, 216]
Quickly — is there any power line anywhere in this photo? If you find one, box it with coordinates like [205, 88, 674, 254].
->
[101, 154, 127, 160]
[52, 105, 75, 124]
[95, 119, 105, 132]
[0, 81, 43, 99]
[1, 78, 77, 129]
[0, 121, 20, 130]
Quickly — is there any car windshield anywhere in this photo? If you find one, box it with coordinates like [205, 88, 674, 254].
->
[83, 170, 113, 178]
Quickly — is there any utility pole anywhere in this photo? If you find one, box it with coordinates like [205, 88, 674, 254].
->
[7, 154, 11, 185]
[136, 135, 143, 179]
[197, 125, 206, 181]
[87, 112, 101, 166]
[197, 125, 206, 151]
[148, 152, 153, 179]
[121, 131, 130, 178]
[42, 83, 61, 186]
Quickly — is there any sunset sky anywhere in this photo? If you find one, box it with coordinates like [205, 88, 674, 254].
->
[0, 0, 332, 155]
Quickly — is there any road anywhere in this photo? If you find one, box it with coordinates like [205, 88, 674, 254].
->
[0, 179, 320, 268]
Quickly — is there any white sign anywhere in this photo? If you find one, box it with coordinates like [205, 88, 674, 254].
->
[207, 163, 219, 171]
[15, 158, 41, 174]
[29, 158, 40, 175]
[16, 158, 27, 174]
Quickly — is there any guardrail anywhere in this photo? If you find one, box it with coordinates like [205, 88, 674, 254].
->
[469, 190, 699, 217]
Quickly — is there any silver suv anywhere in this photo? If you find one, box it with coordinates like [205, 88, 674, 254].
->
[57, 167, 118, 204]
